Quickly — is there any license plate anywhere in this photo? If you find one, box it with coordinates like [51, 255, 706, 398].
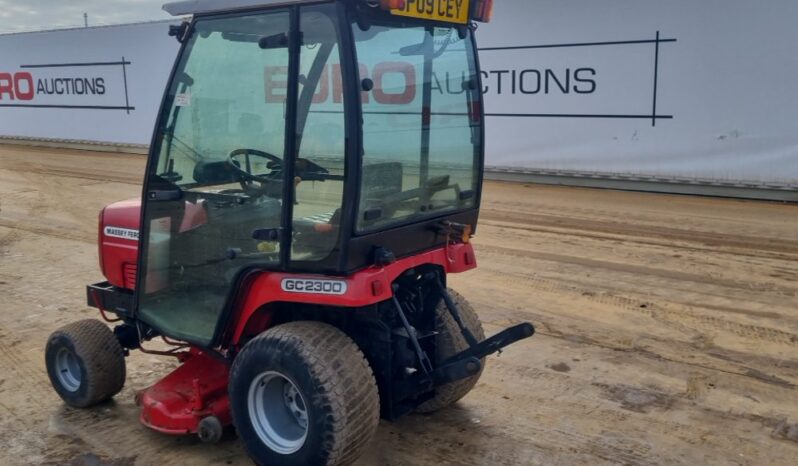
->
[391, 0, 471, 25]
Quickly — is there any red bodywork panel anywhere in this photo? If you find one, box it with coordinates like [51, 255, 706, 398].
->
[99, 199, 141, 289]
[228, 242, 477, 345]
[99, 198, 207, 289]
[137, 348, 231, 435]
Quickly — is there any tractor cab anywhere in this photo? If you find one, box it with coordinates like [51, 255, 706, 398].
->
[138, 0, 490, 346]
[47, 2, 534, 465]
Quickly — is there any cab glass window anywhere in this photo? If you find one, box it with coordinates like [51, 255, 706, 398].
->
[353, 24, 482, 233]
[290, 4, 347, 263]
[138, 11, 290, 345]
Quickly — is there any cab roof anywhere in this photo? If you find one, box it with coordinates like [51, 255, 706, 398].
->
[163, 0, 321, 17]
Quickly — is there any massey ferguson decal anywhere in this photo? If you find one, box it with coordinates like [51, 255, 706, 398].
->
[0, 59, 134, 113]
[103, 226, 140, 240]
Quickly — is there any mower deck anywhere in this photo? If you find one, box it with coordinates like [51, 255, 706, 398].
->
[136, 348, 231, 435]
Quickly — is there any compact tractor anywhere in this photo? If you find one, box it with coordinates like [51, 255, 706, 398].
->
[45, 0, 534, 464]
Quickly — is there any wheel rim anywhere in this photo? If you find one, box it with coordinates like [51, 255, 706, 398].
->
[248, 371, 309, 454]
[55, 347, 81, 392]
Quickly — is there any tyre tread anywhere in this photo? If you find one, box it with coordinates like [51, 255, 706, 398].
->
[230, 321, 380, 466]
[46, 319, 126, 408]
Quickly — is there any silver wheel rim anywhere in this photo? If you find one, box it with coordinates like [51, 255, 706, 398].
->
[248, 371, 309, 454]
[55, 347, 81, 392]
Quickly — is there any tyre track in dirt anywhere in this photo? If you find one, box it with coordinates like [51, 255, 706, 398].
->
[0, 146, 144, 186]
[0, 325, 82, 466]
[0, 184, 98, 245]
[467, 261, 798, 389]
[21, 164, 142, 185]
[481, 208, 798, 260]
[0, 331, 49, 388]
[0, 216, 95, 244]
[472, 243, 796, 331]
[477, 256, 798, 348]
[0, 154, 137, 245]
[0, 175, 51, 248]
[478, 243, 798, 298]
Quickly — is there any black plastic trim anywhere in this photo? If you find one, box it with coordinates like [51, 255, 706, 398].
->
[86, 282, 135, 318]
[343, 208, 479, 273]
[279, 6, 301, 267]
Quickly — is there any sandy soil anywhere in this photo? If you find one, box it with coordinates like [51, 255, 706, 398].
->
[0, 144, 797, 466]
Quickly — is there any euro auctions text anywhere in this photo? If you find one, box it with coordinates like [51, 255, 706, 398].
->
[0, 72, 106, 101]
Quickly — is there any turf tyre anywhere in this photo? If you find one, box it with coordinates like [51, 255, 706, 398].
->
[229, 321, 380, 466]
[45, 319, 126, 408]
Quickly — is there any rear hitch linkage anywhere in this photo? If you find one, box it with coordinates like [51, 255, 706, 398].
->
[391, 273, 535, 389]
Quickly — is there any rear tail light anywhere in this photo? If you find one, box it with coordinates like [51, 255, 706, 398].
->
[473, 0, 495, 22]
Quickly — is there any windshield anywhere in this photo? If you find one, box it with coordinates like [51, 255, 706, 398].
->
[353, 22, 482, 232]
[155, 11, 344, 193]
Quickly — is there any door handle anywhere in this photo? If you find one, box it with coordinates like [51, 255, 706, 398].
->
[148, 189, 183, 202]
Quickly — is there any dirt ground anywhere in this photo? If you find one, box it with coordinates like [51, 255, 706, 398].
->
[0, 144, 796, 466]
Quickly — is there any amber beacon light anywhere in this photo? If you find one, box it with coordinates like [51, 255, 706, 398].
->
[473, 0, 495, 22]
[379, 0, 406, 10]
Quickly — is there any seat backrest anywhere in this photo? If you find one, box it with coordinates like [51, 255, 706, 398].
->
[361, 162, 403, 203]
[192, 160, 240, 185]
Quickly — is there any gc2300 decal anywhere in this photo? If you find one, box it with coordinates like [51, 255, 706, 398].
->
[281, 278, 347, 295]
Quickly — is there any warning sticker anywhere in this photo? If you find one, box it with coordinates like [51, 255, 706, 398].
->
[174, 93, 191, 107]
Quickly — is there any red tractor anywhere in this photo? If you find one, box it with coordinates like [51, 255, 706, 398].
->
[45, 0, 533, 464]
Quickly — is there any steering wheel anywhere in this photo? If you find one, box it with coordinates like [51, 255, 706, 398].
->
[227, 148, 283, 197]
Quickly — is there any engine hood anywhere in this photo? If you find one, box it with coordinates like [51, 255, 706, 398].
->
[99, 198, 141, 289]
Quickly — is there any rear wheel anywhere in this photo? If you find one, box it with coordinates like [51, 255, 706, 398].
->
[229, 321, 380, 466]
[416, 289, 485, 413]
[45, 319, 126, 408]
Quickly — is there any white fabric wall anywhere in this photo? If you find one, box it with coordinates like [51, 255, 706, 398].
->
[0, 21, 179, 145]
[478, 0, 798, 185]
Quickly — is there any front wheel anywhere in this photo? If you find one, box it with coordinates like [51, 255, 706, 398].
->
[229, 321, 380, 466]
[45, 319, 126, 408]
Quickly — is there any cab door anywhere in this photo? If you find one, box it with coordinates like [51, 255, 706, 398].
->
[136, 9, 295, 346]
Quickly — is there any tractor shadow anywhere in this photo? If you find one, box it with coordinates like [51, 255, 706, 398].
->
[45, 388, 498, 465]
[45, 398, 249, 465]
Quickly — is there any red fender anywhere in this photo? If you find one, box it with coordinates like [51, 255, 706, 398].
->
[229, 243, 477, 345]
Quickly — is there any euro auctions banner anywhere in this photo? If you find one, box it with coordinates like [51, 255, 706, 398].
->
[1, 0, 797, 187]
[477, 0, 798, 186]
[0, 21, 179, 145]
[2, 65, 119, 109]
